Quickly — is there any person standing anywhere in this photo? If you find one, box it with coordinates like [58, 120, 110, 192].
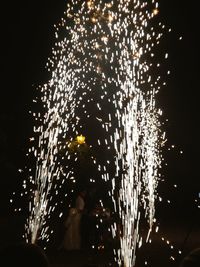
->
[62, 190, 86, 250]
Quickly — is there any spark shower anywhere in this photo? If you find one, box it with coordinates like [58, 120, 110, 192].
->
[22, 0, 167, 266]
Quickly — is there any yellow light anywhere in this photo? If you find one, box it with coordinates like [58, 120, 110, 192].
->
[91, 17, 97, 23]
[107, 15, 113, 22]
[87, 1, 94, 9]
[106, 3, 113, 8]
[153, 9, 159, 16]
[76, 135, 86, 144]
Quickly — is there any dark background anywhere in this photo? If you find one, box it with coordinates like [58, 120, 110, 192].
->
[0, 0, 199, 264]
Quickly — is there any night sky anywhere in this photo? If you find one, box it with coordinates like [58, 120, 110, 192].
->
[0, 0, 199, 246]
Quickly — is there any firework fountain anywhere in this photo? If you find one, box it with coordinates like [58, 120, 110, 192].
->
[23, 0, 166, 266]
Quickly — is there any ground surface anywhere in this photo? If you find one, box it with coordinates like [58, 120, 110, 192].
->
[0, 214, 199, 267]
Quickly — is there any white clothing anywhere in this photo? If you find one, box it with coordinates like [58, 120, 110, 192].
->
[63, 194, 85, 250]
[75, 195, 85, 212]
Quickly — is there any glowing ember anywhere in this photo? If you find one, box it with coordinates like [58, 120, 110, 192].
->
[76, 134, 86, 144]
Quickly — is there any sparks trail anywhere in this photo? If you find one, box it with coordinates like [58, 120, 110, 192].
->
[23, 0, 166, 266]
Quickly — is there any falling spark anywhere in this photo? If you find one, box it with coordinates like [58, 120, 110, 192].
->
[23, 0, 166, 266]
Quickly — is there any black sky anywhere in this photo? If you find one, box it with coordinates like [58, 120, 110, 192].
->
[0, 0, 199, 221]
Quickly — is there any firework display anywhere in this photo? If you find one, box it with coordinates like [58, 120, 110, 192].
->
[19, 0, 168, 266]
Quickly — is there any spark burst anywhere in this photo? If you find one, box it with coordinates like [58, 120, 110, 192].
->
[23, 0, 166, 266]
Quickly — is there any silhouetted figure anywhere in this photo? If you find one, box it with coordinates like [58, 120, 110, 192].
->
[62, 190, 87, 250]
[0, 242, 49, 267]
[180, 247, 200, 267]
